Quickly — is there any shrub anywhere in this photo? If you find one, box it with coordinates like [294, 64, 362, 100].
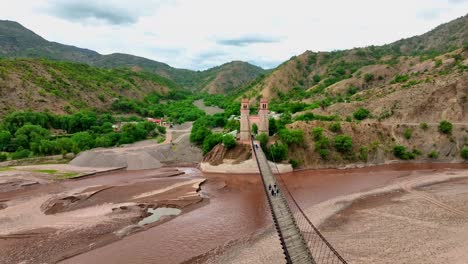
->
[268, 143, 288, 161]
[364, 73, 374, 82]
[268, 118, 277, 136]
[359, 146, 368, 161]
[289, 159, 299, 169]
[311, 127, 324, 141]
[257, 133, 269, 150]
[461, 148, 468, 160]
[420, 122, 429, 130]
[278, 129, 304, 146]
[393, 145, 415, 160]
[313, 74, 321, 83]
[438, 120, 453, 134]
[222, 134, 237, 150]
[156, 125, 166, 134]
[412, 148, 422, 156]
[391, 74, 409, 84]
[329, 122, 341, 133]
[353, 108, 370, 120]
[11, 149, 31, 160]
[428, 151, 439, 159]
[347, 86, 358, 95]
[334, 135, 353, 153]
[403, 128, 412, 139]
[318, 148, 330, 159]
[0, 153, 7, 162]
[252, 123, 258, 134]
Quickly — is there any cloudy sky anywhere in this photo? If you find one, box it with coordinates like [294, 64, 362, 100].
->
[1, 0, 467, 70]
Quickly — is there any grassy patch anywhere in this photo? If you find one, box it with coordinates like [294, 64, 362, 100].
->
[0, 166, 15, 172]
[33, 169, 58, 174]
[55, 172, 81, 180]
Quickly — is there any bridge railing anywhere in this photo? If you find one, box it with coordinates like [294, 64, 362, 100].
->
[263, 140, 348, 264]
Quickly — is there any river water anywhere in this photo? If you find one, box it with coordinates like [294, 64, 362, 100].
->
[62, 163, 468, 264]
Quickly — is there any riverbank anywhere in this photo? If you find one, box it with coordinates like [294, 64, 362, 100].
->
[200, 158, 293, 174]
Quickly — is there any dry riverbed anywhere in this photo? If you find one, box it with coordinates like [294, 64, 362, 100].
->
[0, 166, 205, 263]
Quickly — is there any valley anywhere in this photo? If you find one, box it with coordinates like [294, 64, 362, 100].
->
[0, 11, 467, 264]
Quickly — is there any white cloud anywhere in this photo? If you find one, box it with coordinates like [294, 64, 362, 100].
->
[0, 0, 467, 70]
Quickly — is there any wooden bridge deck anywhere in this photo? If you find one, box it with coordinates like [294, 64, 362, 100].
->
[252, 140, 315, 264]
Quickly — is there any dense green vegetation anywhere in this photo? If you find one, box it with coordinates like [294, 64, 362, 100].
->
[353, 108, 370, 120]
[393, 145, 416, 160]
[0, 111, 165, 160]
[461, 148, 468, 160]
[438, 120, 453, 134]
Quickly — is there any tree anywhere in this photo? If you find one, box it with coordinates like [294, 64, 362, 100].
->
[278, 112, 292, 128]
[202, 133, 223, 154]
[0, 153, 7, 162]
[268, 143, 288, 161]
[268, 118, 277, 136]
[71, 132, 95, 151]
[438, 120, 453, 134]
[278, 129, 304, 146]
[257, 133, 269, 150]
[56, 138, 74, 153]
[225, 119, 240, 132]
[334, 135, 353, 153]
[353, 108, 370, 120]
[0, 130, 12, 151]
[15, 124, 50, 145]
[222, 134, 237, 150]
[252, 123, 258, 134]
[95, 135, 114, 148]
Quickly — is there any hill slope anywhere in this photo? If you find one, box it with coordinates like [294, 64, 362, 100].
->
[0, 20, 265, 93]
[241, 15, 467, 100]
[0, 58, 179, 114]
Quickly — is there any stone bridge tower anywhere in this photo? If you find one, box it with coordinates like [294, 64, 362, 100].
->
[258, 98, 269, 135]
[240, 99, 251, 142]
[239, 98, 269, 142]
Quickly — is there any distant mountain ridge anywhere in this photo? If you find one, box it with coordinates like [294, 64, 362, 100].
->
[239, 14, 467, 100]
[0, 20, 265, 93]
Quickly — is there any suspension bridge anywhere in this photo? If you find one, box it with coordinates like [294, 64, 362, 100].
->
[250, 136, 348, 264]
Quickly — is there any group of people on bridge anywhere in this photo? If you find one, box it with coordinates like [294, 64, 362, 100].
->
[269, 184, 280, 197]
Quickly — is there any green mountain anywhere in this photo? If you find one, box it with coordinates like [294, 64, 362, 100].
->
[0, 58, 181, 114]
[0, 20, 265, 92]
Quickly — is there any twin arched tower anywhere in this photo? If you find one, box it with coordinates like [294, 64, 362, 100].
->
[240, 98, 269, 142]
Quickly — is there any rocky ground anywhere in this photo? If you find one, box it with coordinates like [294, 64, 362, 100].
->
[71, 122, 202, 170]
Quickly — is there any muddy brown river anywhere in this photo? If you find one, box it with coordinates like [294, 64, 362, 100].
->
[61, 163, 468, 264]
